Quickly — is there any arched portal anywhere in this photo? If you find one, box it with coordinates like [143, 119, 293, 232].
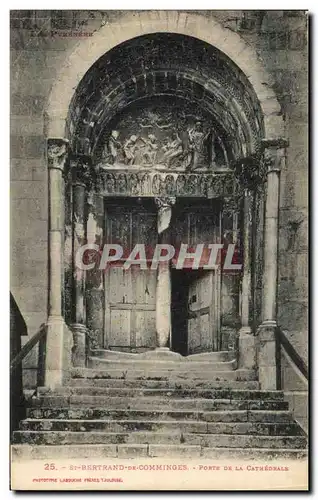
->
[44, 17, 288, 390]
[66, 33, 264, 161]
[45, 10, 283, 141]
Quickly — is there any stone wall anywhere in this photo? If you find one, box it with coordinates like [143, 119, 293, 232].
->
[10, 10, 308, 386]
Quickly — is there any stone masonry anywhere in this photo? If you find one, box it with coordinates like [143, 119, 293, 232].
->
[10, 10, 308, 397]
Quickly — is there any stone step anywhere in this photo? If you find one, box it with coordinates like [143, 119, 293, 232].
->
[11, 443, 308, 461]
[12, 430, 307, 449]
[28, 396, 289, 411]
[37, 387, 284, 400]
[88, 357, 237, 371]
[71, 367, 257, 381]
[20, 419, 304, 436]
[91, 349, 233, 362]
[69, 378, 260, 390]
[26, 408, 294, 423]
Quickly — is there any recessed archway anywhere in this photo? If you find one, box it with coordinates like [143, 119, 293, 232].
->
[65, 32, 265, 164]
[45, 10, 283, 146]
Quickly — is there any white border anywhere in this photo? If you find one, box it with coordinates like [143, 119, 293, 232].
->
[3, 3, 315, 499]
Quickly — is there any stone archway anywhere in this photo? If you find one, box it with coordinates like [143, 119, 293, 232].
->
[45, 10, 283, 142]
[43, 13, 288, 391]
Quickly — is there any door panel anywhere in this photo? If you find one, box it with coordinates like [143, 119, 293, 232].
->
[105, 267, 156, 350]
[188, 317, 200, 352]
[108, 309, 131, 346]
[104, 202, 157, 351]
[188, 271, 217, 353]
[172, 202, 222, 353]
[135, 309, 156, 347]
[200, 313, 210, 348]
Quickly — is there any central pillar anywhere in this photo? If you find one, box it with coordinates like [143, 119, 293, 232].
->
[257, 138, 288, 389]
[154, 197, 176, 350]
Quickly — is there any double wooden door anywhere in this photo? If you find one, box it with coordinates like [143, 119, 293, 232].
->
[103, 199, 222, 353]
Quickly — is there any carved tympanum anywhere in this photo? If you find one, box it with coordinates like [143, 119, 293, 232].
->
[98, 102, 230, 171]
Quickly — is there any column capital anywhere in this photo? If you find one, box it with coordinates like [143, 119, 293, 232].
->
[155, 197, 176, 235]
[154, 196, 176, 209]
[233, 155, 262, 191]
[261, 138, 288, 175]
[47, 138, 69, 171]
[70, 155, 96, 188]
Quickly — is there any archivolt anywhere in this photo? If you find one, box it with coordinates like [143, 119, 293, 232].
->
[46, 11, 283, 160]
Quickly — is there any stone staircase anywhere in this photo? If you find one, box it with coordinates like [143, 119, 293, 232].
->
[12, 350, 307, 460]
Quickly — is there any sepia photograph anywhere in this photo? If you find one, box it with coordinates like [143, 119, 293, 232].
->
[9, 8, 309, 490]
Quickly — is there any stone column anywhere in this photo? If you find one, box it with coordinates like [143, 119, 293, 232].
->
[70, 158, 90, 367]
[86, 192, 104, 351]
[220, 198, 241, 352]
[45, 138, 69, 388]
[238, 189, 256, 369]
[257, 139, 288, 389]
[154, 197, 176, 350]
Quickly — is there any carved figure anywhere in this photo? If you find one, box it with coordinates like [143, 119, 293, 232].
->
[176, 174, 187, 195]
[200, 176, 208, 196]
[164, 174, 175, 195]
[152, 174, 162, 195]
[187, 121, 209, 170]
[139, 110, 172, 130]
[103, 130, 121, 164]
[162, 133, 183, 167]
[130, 173, 141, 195]
[105, 173, 115, 193]
[209, 133, 230, 169]
[117, 173, 127, 194]
[123, 135, 138, 165]
[187, 174, 198, 195]
[141, 174, 151, 195]
[141, 134, 158, 165]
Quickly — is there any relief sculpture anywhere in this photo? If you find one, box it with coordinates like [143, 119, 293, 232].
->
[97, 101, 231, 171]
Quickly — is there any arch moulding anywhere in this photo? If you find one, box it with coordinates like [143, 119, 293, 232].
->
[45, 10, 283, 141]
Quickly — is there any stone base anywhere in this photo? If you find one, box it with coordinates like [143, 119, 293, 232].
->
[62, 323, 74, 385]
[70, 323, 87, 368]
[138, 348, 184, 361]
[284, 390, 308, 434]
[238, 328, 256, 369]
[44, 316, 69, 389]
[257, 322, 278, 390]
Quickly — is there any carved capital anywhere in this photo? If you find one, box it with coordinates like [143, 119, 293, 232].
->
[262, 147, 286, 175]
[155, 197, 176, 234]
[261, 138, 288, 176]
[71, 156, 95, 188]
[154, 197, 176, 210]
[47, 138, 69, 171]
[233, 155, 262, 190]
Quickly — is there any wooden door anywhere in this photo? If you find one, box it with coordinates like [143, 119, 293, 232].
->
[187, 269, 221, 353]
[172, 201, 222, 353]
[104, 201, 157, 352]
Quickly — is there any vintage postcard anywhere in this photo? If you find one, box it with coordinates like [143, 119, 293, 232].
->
[10, 9, 308, 490]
